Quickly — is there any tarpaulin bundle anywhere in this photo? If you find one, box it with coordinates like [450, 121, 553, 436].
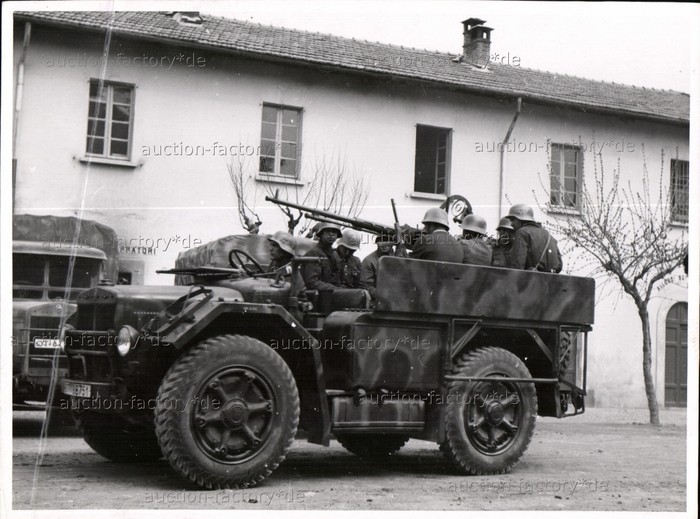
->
[174, 234, 316, 285]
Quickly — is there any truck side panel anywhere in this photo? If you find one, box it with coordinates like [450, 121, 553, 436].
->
[375, 256, 595, 325]
[322, 312, 442, 392]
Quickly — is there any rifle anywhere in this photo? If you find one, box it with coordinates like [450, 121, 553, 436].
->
[265, 196, 419, 242]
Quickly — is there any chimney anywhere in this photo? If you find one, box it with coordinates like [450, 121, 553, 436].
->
[168, 12, 204, 26]
[462, 18, 493, 68]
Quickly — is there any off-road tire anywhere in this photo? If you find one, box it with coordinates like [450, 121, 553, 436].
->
[442, 346, 537, 475]
[76, 411, 162, 462]
[336, 434, 409, 459]
[155, 335, 299, 489]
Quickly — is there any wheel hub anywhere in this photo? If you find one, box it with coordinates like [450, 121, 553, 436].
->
[221, 399, 250, 429]
[485, 401, 505, 426]
[464, 379, 523, 455]
[192, 367, 275, 464]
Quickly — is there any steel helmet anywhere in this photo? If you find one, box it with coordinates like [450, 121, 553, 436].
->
[421, 208, 450, 229]
[460, 214, 487, 235]
[496, 217, 514, 231]
[375, 234, 396, 245]
[334, 229, 361, 251]
[268, 231, 296, 255]
[316, 221, 342, 236]
[506, 204, 535, 222]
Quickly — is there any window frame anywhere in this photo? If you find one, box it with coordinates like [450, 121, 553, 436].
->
[13, 254, 102, 301]
[413, 124, 453, 196]
[85, 79, 136, 161]
[670, 159, 689, 225]
[549, 142, 583, 210]
[258, 103, 303, 179]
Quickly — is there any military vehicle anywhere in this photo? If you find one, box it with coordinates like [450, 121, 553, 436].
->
[60, 202, 594, 489]
[12, 215, 120, 408]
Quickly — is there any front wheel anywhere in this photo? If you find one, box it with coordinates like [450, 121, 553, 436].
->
[155, 335, 299, 489]
[442, 346, 537, 475]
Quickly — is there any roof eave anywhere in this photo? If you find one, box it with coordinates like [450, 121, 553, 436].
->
[15, 13, 689, 127]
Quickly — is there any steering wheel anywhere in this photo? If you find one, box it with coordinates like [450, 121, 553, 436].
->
[228, 248, 265, 276]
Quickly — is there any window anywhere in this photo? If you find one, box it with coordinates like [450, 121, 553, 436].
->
[13, 254, 102, 301]
[259, 104, 302, 177]
[117, 272, 133, 285]
[414, 125, 451, 195]
[550, 143, 582, 208]
[86, 80, 134, 159]
[671, 159, 689, 224]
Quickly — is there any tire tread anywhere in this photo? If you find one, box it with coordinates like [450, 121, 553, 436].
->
[442, 346, 538, 475]
[155, 334, 299, 489]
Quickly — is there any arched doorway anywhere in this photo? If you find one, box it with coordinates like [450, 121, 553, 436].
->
[664, 302, 687, 407]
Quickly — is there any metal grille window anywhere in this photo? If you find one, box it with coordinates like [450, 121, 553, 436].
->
[671, 159, 689, 224]
[259, 104, 302, 177]
[86, 80, 134, 159]
[550, 143, 582, 208]
[414, 125, 451, 195]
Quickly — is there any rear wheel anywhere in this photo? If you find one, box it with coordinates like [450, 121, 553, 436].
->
[336, 434, 409, 458]
[76, 411, 162, 462]
[155, 335, 299, 489]
[442, 346, 537, 474]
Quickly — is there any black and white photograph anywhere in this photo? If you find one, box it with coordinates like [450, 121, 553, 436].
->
[1, 1, 698, 516]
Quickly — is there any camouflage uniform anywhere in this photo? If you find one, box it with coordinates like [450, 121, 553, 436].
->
[302, 245, 341, 290]
[490, 244, 511, 268]
[461, 238, 493, 266]
[338, 255, 367, 289]
[508, 222, 563, 272]
[410, 231, 464, 263]
[361, 250, 384, 298]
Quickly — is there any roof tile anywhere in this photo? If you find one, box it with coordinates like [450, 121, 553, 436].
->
[15, 10, 689, 124]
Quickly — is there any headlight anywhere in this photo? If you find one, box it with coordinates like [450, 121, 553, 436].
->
[59, 324, 74, 351]
[117, 325, 139, 357]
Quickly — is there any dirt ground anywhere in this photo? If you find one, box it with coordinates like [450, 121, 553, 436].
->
[11, 407, 688, 512]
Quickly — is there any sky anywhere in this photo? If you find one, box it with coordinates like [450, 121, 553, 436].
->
[200, 0, 696, 93]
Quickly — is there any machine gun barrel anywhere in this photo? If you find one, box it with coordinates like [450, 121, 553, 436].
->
[265, 196, 394, 236]
[304, 213, 379, 235]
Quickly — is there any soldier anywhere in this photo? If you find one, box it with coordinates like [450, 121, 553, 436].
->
[334, 229, 367, 289]
[302, 222, 342, 290]
[410, 208, 463, 263]
[459, 214, 492, 266]
[491, 217, 515, 268]
[361, 235, 395, 298]
[267, 231, 296, 272]
[505, 204, 563, 273]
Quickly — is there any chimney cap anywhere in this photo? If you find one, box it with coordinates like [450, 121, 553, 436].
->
[463, 17, 487, 27]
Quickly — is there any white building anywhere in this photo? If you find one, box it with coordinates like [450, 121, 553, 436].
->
[11, 10, 689, 408]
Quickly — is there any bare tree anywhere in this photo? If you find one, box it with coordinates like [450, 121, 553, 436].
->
[227, 158, 262, 234]
[537, 144, 687, 424]
[261, 150, 369, 235]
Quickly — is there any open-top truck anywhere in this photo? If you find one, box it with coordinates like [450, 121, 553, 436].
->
[60, 202, 593, 489]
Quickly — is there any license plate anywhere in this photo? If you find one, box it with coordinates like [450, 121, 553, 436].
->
[35, 338, 61, 349]
[63, 381, 91, 398]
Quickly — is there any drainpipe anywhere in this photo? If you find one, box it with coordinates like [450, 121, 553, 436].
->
[499, 97, 522, 219]
[13, 22, 32, 210]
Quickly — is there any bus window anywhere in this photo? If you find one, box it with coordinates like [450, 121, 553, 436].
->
[13, 254, 45, 286]
[48, 257, 100, 289]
